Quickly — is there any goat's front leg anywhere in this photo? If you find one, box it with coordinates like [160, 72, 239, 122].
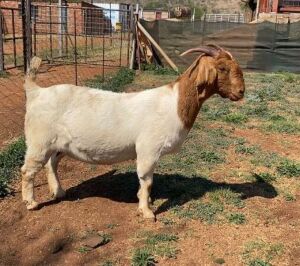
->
[136, 159, 155, 220]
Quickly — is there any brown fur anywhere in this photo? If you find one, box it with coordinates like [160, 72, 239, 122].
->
[176, 51, 245, 129]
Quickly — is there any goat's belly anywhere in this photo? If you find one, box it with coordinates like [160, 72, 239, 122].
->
[63, 142, 137, 164]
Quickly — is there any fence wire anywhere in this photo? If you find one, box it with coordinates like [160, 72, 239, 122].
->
[0, 3, 132, 148]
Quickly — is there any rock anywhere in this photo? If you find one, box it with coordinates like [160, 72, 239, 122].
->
[82, 235, 106, 249]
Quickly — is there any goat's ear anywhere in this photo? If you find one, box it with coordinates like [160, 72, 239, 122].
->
[196, 61, 217, 85]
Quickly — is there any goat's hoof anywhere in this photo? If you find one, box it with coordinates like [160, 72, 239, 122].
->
[137, 208, 156, 222]
[26, 200, 39, 210]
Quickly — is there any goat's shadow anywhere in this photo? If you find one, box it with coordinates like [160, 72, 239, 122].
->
[41, 170, 278, 214]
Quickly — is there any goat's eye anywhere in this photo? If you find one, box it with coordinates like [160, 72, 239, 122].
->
[218, 66, 228, 73]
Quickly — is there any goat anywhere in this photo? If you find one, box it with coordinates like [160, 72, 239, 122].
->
[21, 45, 245, 220]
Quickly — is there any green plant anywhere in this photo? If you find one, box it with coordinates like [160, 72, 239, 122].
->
[102, 261, 114, 266]
[277, 159, 300, 177]
[135, 231, 179, 259]
[227, 212, 246, 225]
[78, 246, 90, 253]
[85, 67, 135, 92]
[223, 113, 248, 124]
[257, 85, 283, 101]
[173, 201, 224, 223]
[144, 1, 168, 9]
[99, 233, 112, 245]
[193, 7, 205, 19]
[0, 137, 26, 197]
[242, 103, 271, 118]
[235, 145, 258, 155]
[283, 192, 296, 202]
[199, 151, 224, 164]
[250, 151, 281, 168]
[253, 173, 277, 183]
[264, 120, 300, 134]
[248, 259, 271, 266]
[278, 71, 297, 83]
[209, 188, 245, 208]
[132, 248, 156, 266]
[242, 240, 284, 266]
[203, 104, 231, 120]
[145, 233, 178, 246]
[142, 64, 178, 76]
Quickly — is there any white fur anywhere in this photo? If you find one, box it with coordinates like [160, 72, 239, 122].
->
[25, 83, 187, 163]
[22, 81, 188, 218]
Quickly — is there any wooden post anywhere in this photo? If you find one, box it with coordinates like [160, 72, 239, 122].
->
[137, 21, 178, 72]
[134, 4, 141, 70]
[0, 9, 4, 72]
[135, 14, 141, 70]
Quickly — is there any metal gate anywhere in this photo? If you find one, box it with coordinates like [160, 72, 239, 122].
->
[0, 1, 133, 85]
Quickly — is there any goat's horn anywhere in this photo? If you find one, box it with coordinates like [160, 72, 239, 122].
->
[206, 44, 224, 51]
[180, 47, 218, 57]
[207, 44, 233, 59]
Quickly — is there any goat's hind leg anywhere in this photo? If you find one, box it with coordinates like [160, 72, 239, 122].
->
[22, 149, 50, 210]
[46, 152, 66, 199]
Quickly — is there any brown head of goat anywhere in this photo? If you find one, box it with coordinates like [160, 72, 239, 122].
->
[176, 45, 245, 129]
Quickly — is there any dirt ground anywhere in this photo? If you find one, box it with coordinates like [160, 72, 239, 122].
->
[0, 139, 299, 266]
[0, 70, 299, 265]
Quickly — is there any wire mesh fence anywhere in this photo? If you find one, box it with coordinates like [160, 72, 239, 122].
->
[0, 2, 133, 148]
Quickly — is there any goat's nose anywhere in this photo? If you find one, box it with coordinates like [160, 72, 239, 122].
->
[239, 88, 244, 95]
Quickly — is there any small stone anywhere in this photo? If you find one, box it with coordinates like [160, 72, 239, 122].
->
[82, 235, 106, 249]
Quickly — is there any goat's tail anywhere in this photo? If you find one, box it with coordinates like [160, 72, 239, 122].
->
[24, 56, 42, 90]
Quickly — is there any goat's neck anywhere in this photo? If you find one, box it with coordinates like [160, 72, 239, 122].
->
[175, 67, 214, 130]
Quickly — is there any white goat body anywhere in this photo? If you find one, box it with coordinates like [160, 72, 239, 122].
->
[25, 83, 188, 165]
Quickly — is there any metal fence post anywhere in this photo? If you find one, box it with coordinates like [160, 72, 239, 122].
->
[127, 5, 132, 67]
[12, 9, 17, 67]
[119, 15, 123, 67]
[49, 6, 53, 62]
[21, 0, 27, 72]
[21, 0, 32, 72]
[0, 9, 4, 72]
[74, 10, 78, 86]
[25, 0, 32, 70]
[102, 23, 105, 81]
